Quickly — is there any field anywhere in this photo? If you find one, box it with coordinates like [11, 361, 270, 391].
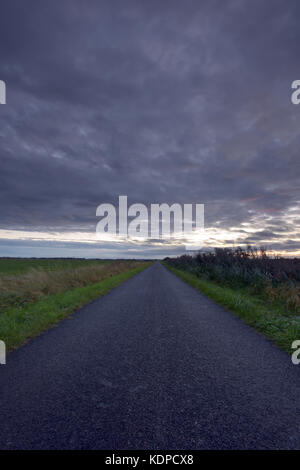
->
[0, 258, 150, 351]
[0, 257, 109, 276]
[164, 248, 300, 353]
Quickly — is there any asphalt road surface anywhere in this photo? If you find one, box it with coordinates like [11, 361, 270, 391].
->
[0, 262, 299, 450]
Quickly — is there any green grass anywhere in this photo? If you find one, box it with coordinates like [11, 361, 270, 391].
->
[0, 263, 149, 352]
[165, 264, 300, 354]
[0, 258, 109, 276]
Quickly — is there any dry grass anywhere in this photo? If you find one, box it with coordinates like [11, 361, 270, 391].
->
[0, 260, 144, 310]
[0, 261, 150, 351]
[264, 283, 300, 313]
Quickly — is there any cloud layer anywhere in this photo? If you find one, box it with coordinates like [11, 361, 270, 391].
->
[0, 0, 299, 257]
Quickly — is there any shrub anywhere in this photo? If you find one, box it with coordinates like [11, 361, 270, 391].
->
[165, 247, 300, 314]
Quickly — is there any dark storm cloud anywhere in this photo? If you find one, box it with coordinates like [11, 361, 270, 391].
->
[0, 0, 299, 256]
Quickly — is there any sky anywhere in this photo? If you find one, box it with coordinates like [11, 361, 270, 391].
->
[0, 0, 299, 259]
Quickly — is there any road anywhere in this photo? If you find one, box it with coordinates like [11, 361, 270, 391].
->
[0, 261, 299, 449]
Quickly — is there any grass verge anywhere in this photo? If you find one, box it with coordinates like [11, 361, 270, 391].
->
[0, 263, 149, 352]
[0, 260, 144, 309]
[165, 264, 300, 354]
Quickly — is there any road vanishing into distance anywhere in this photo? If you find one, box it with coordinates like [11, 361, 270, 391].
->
[0, 262, 299, 450]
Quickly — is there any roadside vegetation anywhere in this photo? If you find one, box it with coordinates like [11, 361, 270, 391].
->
[0, 259, 150, 351]
[164, 247, 300, 353]
[0, 257, 109, 276]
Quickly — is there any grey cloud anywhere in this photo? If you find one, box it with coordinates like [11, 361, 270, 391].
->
[0, 0, 299, 256]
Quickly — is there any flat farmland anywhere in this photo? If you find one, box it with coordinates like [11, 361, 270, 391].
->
[0, 258, 110, 276]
